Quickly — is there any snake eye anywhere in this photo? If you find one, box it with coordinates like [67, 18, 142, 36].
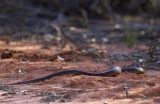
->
[109, 66, 122, 74]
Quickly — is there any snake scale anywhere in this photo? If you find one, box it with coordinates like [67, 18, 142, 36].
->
[7, 64, 145, 85]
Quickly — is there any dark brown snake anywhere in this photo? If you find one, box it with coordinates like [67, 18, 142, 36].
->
[6, 64, 145, 85]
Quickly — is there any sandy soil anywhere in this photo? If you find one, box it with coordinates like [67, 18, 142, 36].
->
[0, 41, 159, 104]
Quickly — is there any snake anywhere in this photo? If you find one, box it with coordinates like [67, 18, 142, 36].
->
[6, 64, 145, 85]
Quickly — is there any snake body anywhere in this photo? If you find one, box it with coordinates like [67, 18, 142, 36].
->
[7, 65, 145, 85]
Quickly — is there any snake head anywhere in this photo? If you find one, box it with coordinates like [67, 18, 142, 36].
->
[134, 67, 145, 74]
[108, 66, 122, 76]
[122, 64, 145, 74]
[132, 64, 145, 74]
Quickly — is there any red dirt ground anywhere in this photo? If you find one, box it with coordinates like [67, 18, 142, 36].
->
[0, 41, 160, 104]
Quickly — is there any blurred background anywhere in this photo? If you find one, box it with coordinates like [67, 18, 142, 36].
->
[0, 0, 160, 47]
